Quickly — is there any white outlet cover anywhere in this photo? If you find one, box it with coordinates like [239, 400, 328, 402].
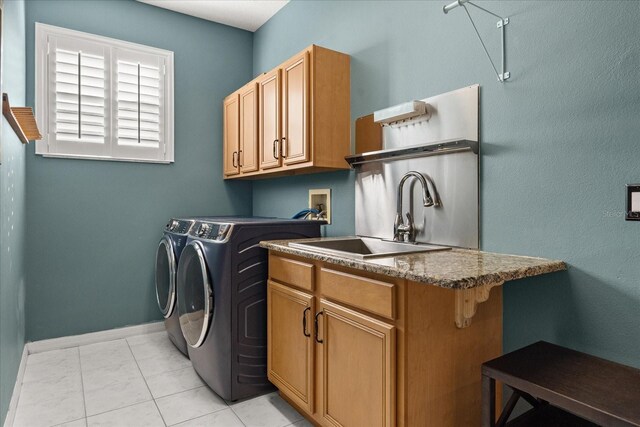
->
[632, 192, 640, 212]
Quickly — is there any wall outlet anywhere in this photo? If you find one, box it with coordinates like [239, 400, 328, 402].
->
[309, 189, 331, 224]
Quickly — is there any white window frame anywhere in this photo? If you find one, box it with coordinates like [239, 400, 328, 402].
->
[35, 23, 174, 164]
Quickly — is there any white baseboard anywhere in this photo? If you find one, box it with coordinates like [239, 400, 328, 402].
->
[3, 346, 28, 427]
[26, 321, 165, 354]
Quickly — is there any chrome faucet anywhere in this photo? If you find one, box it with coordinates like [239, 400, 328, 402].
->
[394, 171, 438, 243]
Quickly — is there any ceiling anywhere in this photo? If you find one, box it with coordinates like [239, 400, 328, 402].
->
[137, 0, 289, 32]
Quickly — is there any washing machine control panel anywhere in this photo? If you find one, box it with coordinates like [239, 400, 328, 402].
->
[165, 219, 193, 234]
[192, 222, 232, 241]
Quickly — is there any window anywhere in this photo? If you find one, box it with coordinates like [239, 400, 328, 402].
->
[35, 24, 174, 163]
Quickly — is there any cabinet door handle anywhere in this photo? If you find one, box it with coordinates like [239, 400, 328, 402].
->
[239, 150, 243, 167]
[273, 139, 279, 159]
[314, 311, 324, 343]
[232, 151, 237, 167]
[302, 307, 311, 337]
[281, 137, 287, 158]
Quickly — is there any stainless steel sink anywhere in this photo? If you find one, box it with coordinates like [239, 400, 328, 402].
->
[289, 237, 450, 259]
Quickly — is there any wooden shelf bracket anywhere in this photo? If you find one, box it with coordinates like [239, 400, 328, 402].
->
[454, 281, 504, 328]
[2, 93, 42, 144]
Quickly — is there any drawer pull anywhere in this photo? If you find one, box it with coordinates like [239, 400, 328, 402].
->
[314, 311, 324, 343]
[302, 307, 311, 337]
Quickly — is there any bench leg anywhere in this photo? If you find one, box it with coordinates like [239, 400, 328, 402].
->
[482, 374, 496, 427]
[496, 389, 520, 427]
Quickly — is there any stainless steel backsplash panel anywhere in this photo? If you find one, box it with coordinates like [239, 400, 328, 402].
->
[355, 85, 479, 249]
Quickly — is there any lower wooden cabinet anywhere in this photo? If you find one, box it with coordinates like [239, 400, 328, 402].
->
[266, 252, 504, 427]
[320, 300, 395, 427]
[267, 282, 395, 427]
[267, 281, 315, 413]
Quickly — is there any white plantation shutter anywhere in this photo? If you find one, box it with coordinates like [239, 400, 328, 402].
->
[113, 49, 166, 160]
[116, 62, 161, 147]
[49, 36, 110, 156]
[35, 24, 174, 163]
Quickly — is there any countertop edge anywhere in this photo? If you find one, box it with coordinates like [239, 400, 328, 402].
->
[259, 240, 567, 290]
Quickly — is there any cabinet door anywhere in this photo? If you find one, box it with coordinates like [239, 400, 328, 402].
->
[239, 82, 259, 173]
[259, 70, 281, 170]
[319, 299, 396, 427]
[281, 51, 310, 165]
[223, 93, 240, 176]
[267, 281, 315, 413]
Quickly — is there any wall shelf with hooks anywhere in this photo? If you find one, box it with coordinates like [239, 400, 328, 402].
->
[2, 93, 42, 144]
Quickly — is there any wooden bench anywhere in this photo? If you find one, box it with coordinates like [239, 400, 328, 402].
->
[481, 341, 640, 427]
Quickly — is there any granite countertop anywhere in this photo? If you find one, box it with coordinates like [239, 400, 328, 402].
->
[260, 237, 566, 290]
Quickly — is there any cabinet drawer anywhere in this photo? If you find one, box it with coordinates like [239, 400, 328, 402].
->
[269, 255, 315, 291]
[320, 268, 395, 320]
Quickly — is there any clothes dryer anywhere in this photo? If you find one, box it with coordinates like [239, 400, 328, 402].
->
[155, 218, 195, 356]
[176, 218, 323, 401]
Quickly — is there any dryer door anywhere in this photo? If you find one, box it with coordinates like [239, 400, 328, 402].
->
[177, 241, 214, 348]
[155, 237, 177, 318]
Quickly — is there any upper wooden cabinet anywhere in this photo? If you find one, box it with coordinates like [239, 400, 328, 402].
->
[259, 69, 281, 171]
[239, 82, 259, 173]
[223, 81, 259, 178]
[224, 45, 350, 179]
[223, 93, 240, 176]
[281, 50, 309, 165]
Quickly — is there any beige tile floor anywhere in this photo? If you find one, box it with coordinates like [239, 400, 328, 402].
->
[12, 331, 311, 427]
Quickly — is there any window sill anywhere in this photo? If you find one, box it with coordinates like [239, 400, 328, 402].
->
[37, 152, 174, 164]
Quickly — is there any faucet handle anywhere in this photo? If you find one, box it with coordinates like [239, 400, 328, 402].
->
[403, 212, 415, 243]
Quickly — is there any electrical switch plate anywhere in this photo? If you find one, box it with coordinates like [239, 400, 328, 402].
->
[309, 189, 331, 224]
[626, 184, 640, 221]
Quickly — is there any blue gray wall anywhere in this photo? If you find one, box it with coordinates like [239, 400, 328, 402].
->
[17, 0, 640, 371]
[25, 0, 254, 341]
[0, 0, 27, 422]
[252, 1, 640, 367]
